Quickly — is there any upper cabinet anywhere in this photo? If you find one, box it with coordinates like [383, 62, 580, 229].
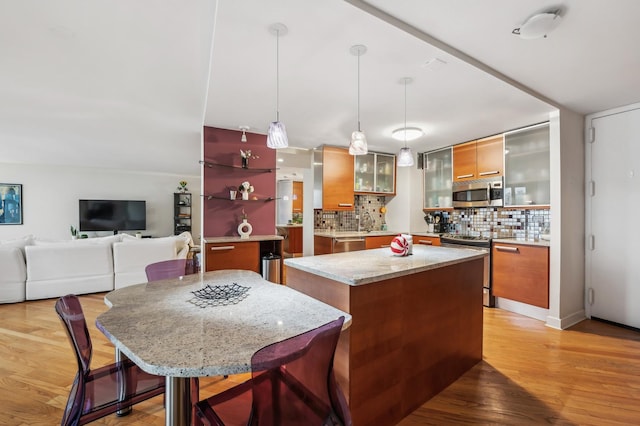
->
[354, 152, 396, 195]
[313, 146, 355, 211]
[453, 135, 504, 182]
[423, 147, 453, 209]
[292, 181, 303, 213]
[504, 123, 550, 206]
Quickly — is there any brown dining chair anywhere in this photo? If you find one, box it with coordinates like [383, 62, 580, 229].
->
[195, 316, 351, 426]
[145, 258, 188, 282]
[55, 294, 165, 426]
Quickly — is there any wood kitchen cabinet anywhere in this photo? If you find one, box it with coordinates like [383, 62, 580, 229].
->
[313, 146, 355, 211]
[354, 152, 396, 195]
[314, 235, 333, 255]
[412, 235, 441, 246]
[453, 135, 504, 182]
[292, 181, 303, 213]
[205, 241, 261, 273]
[365, 235, 395, 249]
[492, 242, 549, 308]
[423, 147, 453, 209]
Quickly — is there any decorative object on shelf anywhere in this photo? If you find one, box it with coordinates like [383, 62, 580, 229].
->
[349, 44, 368, 155]
[390, 234, 410, 256]
[189, 283, 250, 308]
[70, 225, 78, 240]
[238, 209, 253, 239]
[396, 77, 418, 167]
[176, 180, 188, 193]
[239, 125, 250, 143]
[238, 181, 254, 200]
[266, 23, 289, 149]
[240, 150, 259, 169]
[230, 189, 237, 200]
[0, 183, 22, 225]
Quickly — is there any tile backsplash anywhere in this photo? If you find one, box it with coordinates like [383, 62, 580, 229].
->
[447, 207, 551, 239]
[314, 195, 387, 231]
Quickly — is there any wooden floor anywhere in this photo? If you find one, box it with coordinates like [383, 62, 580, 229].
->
[1, 294, 639, 425]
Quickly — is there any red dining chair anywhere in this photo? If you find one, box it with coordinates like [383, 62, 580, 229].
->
[55, 294, 165, 426]
[145, 258, 188, 282]
[195, 316, 351, 426]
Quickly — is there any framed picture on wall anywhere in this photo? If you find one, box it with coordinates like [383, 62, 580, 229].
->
[0, 183, 22, 225]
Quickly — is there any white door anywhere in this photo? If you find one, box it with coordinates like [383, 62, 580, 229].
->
[587, 106, 640, 328]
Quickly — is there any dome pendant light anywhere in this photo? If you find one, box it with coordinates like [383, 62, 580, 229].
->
[397, 77, 415, 167]
[349, 45, 368, 155]
[267, 23, 289, 149]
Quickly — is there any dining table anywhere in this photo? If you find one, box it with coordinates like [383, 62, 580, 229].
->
[95, 269, 352, 426]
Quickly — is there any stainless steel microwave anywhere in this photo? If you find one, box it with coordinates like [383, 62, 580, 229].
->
[452, 178, 503, 208]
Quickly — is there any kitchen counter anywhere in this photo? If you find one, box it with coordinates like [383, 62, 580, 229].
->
[313, 230, 400, 238]
[493, 237, 550, 247]
[285, 245, 485, 286]
[275, 223, 303, 228]
[203, 235, 283, 243]
[411, 231, 443, 238]
[285, 245, 484, 426]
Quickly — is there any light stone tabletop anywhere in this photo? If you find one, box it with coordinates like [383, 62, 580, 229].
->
[96, 269, 351, 378]
[284, 244, 487, 286]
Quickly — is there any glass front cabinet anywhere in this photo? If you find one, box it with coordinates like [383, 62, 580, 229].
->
[504, 123, 550, 206]
[354, 152, 396, 195]
[423, 147, 453, 209]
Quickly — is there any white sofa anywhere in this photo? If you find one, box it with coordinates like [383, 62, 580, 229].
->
[0, 233, 191, 303]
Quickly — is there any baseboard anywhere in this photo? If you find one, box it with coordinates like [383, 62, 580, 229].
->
[546, 309, 586, 330]
[495, 297, 548, 322]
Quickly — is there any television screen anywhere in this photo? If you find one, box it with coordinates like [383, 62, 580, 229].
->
[79, 199, 146, 232]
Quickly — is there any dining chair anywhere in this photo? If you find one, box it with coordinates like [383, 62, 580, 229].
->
[145, 258, 188, 282]
[195, 316, 351, 426]
[55, 294, 165, 426]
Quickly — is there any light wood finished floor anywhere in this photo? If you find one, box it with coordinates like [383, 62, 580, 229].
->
[1, 293, 639, 425]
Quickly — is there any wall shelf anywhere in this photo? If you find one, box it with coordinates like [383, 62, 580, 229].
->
[204, 195, 278, 202]
[200, 160, 276, 173]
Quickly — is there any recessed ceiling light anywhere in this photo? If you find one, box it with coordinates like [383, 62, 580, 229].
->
[277, 158, 284, 163]
[392, 127, 423, 141]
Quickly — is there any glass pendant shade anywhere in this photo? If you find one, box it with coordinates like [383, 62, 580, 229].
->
[397, 147, 414, 167]
[267, 121, 289, 149]
[349, 131, 368, 155]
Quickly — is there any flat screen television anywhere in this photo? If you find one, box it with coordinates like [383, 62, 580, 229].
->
[79, 199, 146, 233]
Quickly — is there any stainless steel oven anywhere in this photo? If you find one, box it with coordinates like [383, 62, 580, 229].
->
[440, 234, 494, 307]
[452, 178, 503, 208]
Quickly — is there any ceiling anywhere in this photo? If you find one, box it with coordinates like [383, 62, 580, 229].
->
[2, 1, 640, 177]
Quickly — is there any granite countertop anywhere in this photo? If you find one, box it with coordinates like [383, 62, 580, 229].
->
[96, 270, 351, 377]
[314, 230, 402, 238]
[284, 244, 486, 286]
[203, 235, 283, 243]
[493, 237, 550, 247]
[411, 232, 443, 238]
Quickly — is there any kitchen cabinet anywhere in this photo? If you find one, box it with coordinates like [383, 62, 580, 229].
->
[503, 123, 550, 206]
[277, 226, 303, 256]
[423, 147, 452, 209]
[354, 152, 396, 195]
[292, 181, 303, 213]
[492, 242, 549, 308]
[205, 241, 261, 273]
[365, 235, 395, 249]
[174, 193, 192, 235]
[453, 135, 504, 182]
[412, 235, 441, 246]
[313, 146, 355, 211]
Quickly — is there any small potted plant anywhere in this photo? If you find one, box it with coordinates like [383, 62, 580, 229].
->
[238, 181, 254, 200]
[240, 150, 259, 169]
[70, 225, 78, 240]
[177, 181, 188, 193]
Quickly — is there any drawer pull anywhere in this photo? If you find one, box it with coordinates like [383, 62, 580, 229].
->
[210, 245, 235, 251]
[380, 244, 390, 248]
[335, 238, 365, 243]
[456, 173, 474, 179]
[338, 203, 353, 207]
[495, 245, 519, 253]
[479, 170, 500, 176]
[417, 240, 433, 245]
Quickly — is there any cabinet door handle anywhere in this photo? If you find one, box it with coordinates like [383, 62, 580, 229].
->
[495, 245, 519, 253]
[479, 170, 500, 176]
[338, 203, 353, 207]
[210, 245, 235, 251]
[417, 240, 433, 245]
[456, 173, 474, 179]
[380, 244, 390, 248]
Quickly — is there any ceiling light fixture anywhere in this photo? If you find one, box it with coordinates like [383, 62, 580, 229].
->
[239, 126, 250, 143]
[392, 127, 423, 141]
[266, 23, 289, 149]
[349, 44, 368, 155]
[396, 77, 417, 167]
[512, 9, 562, 39]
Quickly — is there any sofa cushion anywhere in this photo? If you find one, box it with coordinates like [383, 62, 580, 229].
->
[113, 238, 186, 289]
[0, 235, 34, 255]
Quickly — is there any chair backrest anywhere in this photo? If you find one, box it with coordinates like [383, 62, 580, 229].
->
[55, 294, 92, 374]
[145, 258, 187, 282]
[249, 316, 348, 425]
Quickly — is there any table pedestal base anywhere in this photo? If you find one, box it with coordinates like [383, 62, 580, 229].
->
[166, 376, 192, 426]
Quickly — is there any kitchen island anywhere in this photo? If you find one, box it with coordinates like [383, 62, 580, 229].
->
[284, 245, 486, 426]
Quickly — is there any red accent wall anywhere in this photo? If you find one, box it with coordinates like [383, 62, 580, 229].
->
[203, 127, 276, 237]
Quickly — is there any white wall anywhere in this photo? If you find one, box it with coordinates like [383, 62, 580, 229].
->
[0, 163, 201, 242]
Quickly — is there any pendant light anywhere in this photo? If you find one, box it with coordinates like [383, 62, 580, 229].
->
[397, 77, 416, 167]
[267, 23, 289, 149]
[349, 45, 367, 155]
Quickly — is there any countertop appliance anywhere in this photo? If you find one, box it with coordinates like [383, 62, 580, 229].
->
[452, 178, 503, 208]
[440, 234, 494, 307]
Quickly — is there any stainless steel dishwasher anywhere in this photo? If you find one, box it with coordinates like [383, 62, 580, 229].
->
[332, 237, 366, 253]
